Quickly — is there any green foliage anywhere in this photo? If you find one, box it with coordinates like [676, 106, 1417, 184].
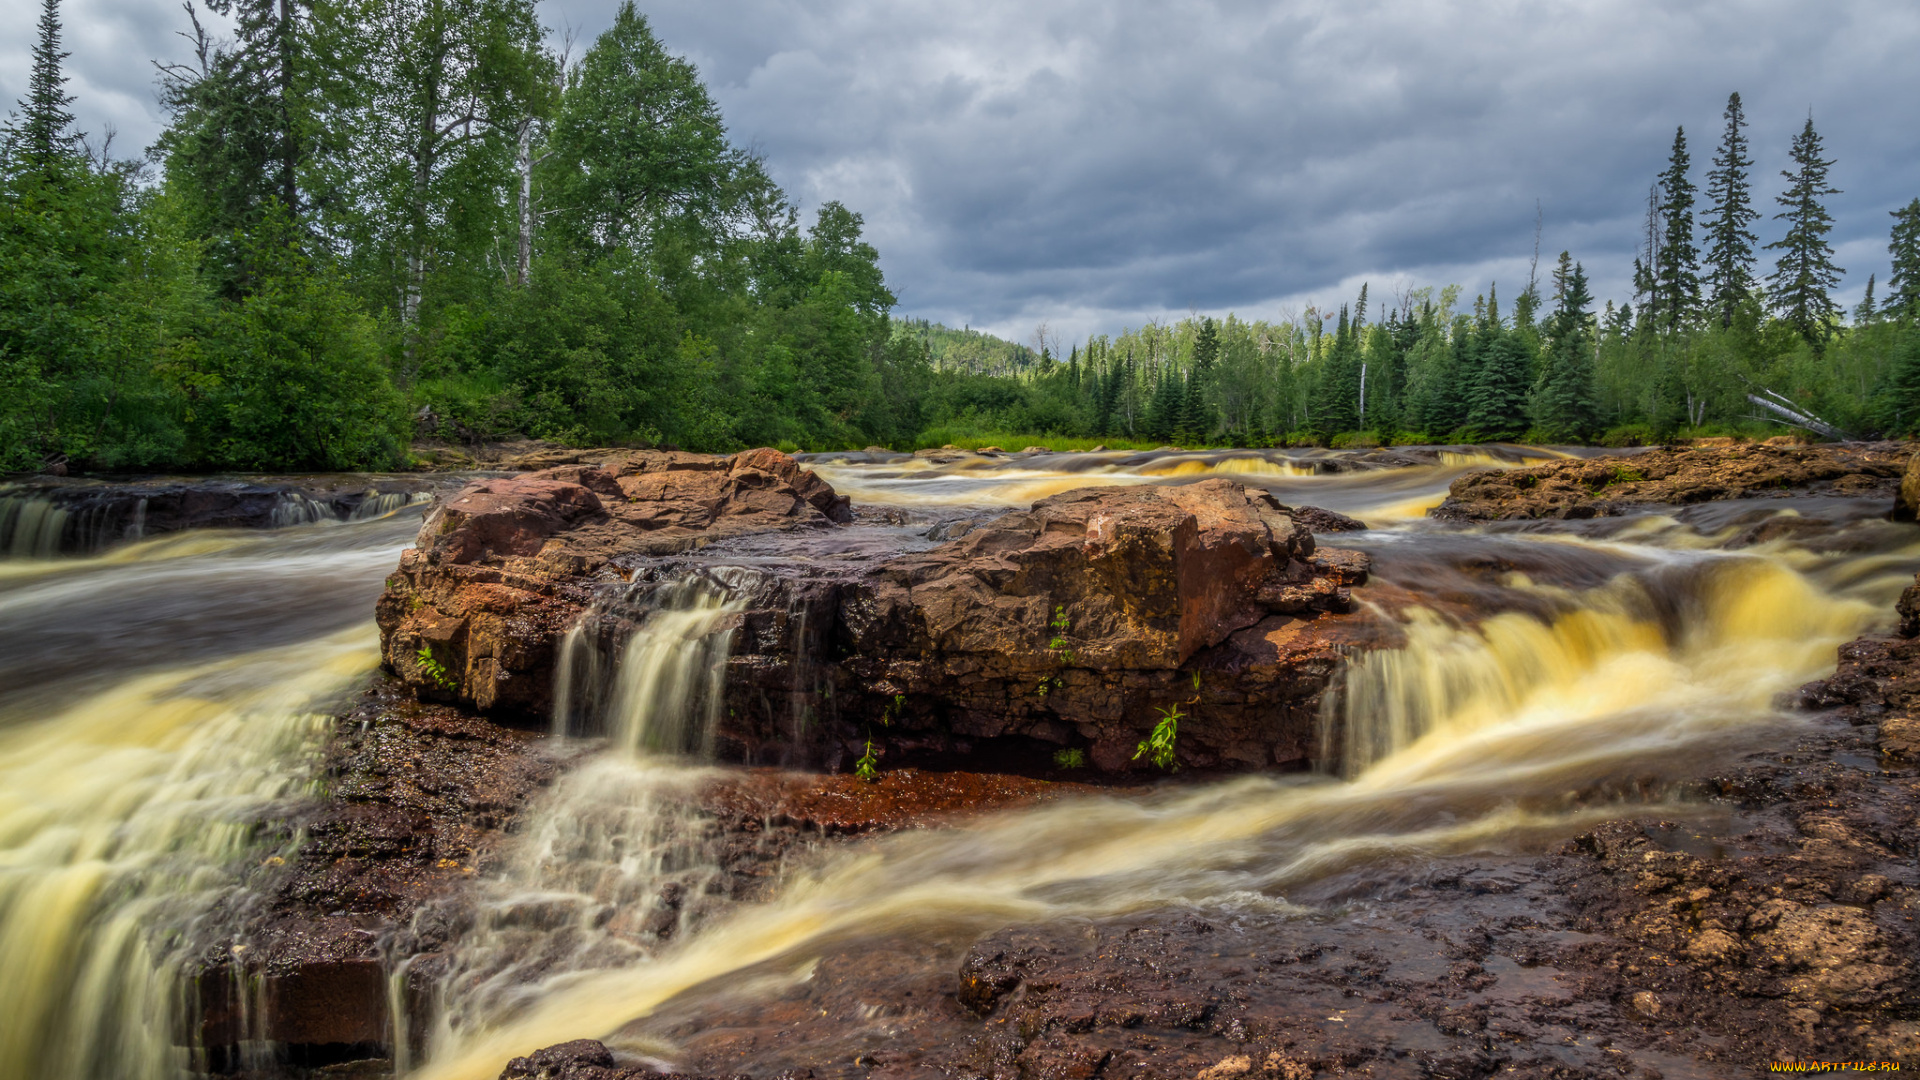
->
[1766, 117, 1845, 347]
[415, 644, 456, 689]
[1134, 704, 1183, 772]
[854, 738, 879, 781]
[1704, 93, 1760, 327]
[1052, 748, 1088, 770]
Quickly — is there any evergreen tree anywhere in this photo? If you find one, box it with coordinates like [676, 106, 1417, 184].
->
[156, 0, 325, 295]
[1146, 366, 1181, 441]
[1310, 306, 1361, 436]
[1886, 198, 1920, 321]
[1653, 126, 1701, 329]
[1703, 92, 1759, 327]
[1855, 274, 1878, 326]
[11, 0, 79, 172]
[1766, 116, 1845, 346]
[1534, 252, 1600, 440]
[1885, 331, 1920, 434]
[1467, 290, 1530, 440]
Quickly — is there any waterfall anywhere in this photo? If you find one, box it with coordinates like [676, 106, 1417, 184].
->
[0, 495, 69, 557]
[351, 490, 433, 521]
[552, 573, 746, 755]
[0, 629, 380, 1080]
[410, 573, 753, 1070]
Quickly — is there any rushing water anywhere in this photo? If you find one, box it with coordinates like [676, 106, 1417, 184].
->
[0, 449, 1915, 1079]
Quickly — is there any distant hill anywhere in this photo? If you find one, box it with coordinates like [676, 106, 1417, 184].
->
[897, 318, 1039, 376]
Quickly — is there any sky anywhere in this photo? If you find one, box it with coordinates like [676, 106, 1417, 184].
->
[5, 0, 1918, 346]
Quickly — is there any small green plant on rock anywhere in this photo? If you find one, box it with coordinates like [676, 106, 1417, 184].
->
[1053, 748, 1088, 770]
[1134, 704, 1183, 771]
[855, 738, 880, 781]
[1048, 604, 1076, 665]
[416, 644, 457, 690]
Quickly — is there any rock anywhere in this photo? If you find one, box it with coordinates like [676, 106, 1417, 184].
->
[1088, 445, 1108, 452]
[1021, 445, 1052, 453]
[0, 475, 440, 555]
[810, 480, 1371, 771]
[1434, 443, 1909, 522]
[376, 449, 851, 716]
[1289, 504, 1367, 532]
[1899, 577, 1920, 638]
[1896, 450, 1920, 521]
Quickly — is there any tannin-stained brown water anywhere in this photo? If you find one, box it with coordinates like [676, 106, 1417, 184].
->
[0, 448, 1915, 1080]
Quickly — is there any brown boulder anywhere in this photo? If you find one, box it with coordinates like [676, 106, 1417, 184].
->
[1896, 449, 1920, 522]
[810, 480, 1371, 771]
[844, 480, 1324, 671]
[377, 449, 850, 715]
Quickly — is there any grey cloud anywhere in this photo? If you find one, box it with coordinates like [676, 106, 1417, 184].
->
[8, 0, 1918, 342]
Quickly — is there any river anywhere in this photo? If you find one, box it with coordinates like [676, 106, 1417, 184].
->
[0, 446, 1913, 1079]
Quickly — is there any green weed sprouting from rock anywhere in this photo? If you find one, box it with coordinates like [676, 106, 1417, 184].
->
[416, 644, 456, 690]
[1053, 748, 1088, 770]
[1048, 604, 1076, 665]
[1134, 704, 1183, 771]
[1608, 464, 1647, 485]
[855, 738, 880, 781]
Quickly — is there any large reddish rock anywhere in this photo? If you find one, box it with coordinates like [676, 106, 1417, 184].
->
[376, 449, 850, 715]
[777, 479, 1375, 773]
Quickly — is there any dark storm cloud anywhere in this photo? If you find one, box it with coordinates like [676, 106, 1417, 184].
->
[10, 0, 1920, 340]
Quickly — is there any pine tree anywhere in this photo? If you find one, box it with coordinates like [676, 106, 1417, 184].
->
[1886, 198, 1920, 321]
[1703, 92, 1760, 328]
[1467, 288, 1530, 440]
[1534, 252, 1600, 440]
[1854, 274, 1878, 326]
[11, 0, 79, 171]
[1653, 126, 1701, 330]
[1766, 116, 1845, 346]
[1310, 307, 1360, 437]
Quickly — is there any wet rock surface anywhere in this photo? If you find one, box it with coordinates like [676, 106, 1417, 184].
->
[379, 453, 1376, 773]
[376, 449, 851, 716]
[0, 474, 441, 554]
[568, 650, 1920, 1080]
[1434, 442, 1910, 522]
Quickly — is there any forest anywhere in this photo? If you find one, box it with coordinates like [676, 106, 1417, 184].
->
[4, 0, 1919, 472]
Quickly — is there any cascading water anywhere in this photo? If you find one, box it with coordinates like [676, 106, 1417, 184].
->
[406, 529, 1902, 1080]
[5, 448, 1917, 1080]
[0, 494, 69, 557]
[0, 630, 382, 1080]
[407, 574, 752, 1072]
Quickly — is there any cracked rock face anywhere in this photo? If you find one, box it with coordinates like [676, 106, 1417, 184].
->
[377, 455, 1374, 773]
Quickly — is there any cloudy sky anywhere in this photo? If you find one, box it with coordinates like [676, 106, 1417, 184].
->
[6, 0, 1918, 343]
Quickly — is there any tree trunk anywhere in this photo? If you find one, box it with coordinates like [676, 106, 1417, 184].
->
[516, 117, 532, 286]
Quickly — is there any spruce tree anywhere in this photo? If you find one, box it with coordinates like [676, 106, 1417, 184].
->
[1886, 198, 1920, 321]
[1766, 116, 1845, 346]
[12, 0, 79, 171]
[1310, 307, 1360, 437]
[1653, 126, 1701, 330]
[1467, 288, 1530, 441]
[1703, 92, 1760, 328]
[1534, 252, 1600, 441]
[1854, 274, 1878, 326]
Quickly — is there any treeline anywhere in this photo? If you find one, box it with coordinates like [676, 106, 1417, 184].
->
[1, 0, 932, 473]
[8, 18, 1920, 475]
[911, 94, 1920, 448]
